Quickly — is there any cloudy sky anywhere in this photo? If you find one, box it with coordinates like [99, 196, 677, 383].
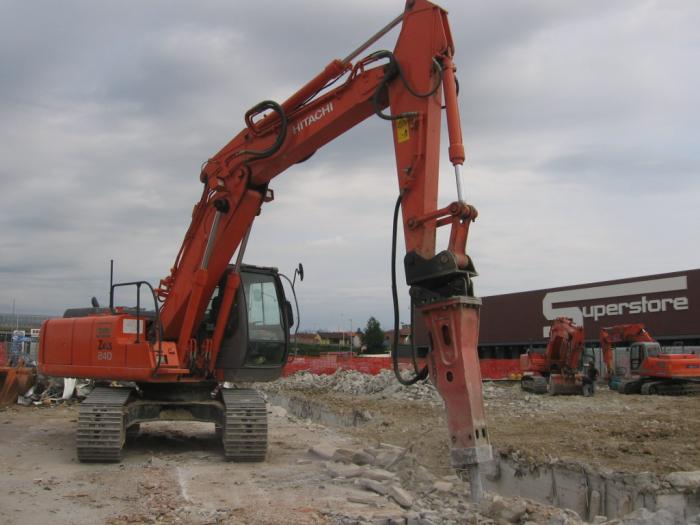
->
[1, 0, 698, 332]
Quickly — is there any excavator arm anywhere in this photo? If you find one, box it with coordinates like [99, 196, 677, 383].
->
[599, 324, 654, 377]
[156, 0, 491, 493]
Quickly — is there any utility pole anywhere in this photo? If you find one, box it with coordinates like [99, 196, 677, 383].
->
[340, 313, 344, 349]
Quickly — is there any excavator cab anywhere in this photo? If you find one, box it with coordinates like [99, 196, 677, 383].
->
[206, 264, 293, 382]
[629, 341, 661, 372]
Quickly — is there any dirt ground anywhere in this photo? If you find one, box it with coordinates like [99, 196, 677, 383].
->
[1, 381, 697, 524]
[0, 402, 404, 525]
[292, 382, 700, 477]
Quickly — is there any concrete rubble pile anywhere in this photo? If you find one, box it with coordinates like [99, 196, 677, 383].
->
[263, 369, 512, 405]
[298, 418, 698, 525]
[16, 376, 93, 406]
[261, 369, 443, 402]
[265, 373, 700, 524]
[305, 437, 586, 525]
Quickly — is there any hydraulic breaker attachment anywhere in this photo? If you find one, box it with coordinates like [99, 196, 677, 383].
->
[419, 296, 492, 502]
[404, 201, 490, 501]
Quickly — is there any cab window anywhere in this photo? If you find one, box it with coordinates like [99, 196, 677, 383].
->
[242, 272, 286, 365]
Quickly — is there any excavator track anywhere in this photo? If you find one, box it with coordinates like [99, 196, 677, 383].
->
[221, 389, 267, 462]
[640, 381, 700, 396]
[77, 386, 132, 463]
[521, 375, 548, 394]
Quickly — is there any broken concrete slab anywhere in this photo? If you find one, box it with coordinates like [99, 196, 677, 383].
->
[332, 448, 357, 463]
[487, 495, 527, 524]
[309, 443, 338, 460]
[372, 451, 402, 469]
[431, 480, 453, 493]
[268, 405, 288, 418]
[347, 495, 382, 506]
[363, 468, 395, 482]
[326, 462, 364, 479]
[666, 470, 700, 490]
[387, 485, 413, 509]
[413, 466, 435, 484]
[358, 478, 389, 496]
[352, 450, 375, 466]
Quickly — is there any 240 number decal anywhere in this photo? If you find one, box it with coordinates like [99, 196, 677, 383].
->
[97, 340, 113, 361]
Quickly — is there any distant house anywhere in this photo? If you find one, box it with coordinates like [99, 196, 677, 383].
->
[318, 331, 355, 347]
[293, 332, 321, 345]
[384, 325, 411, 346]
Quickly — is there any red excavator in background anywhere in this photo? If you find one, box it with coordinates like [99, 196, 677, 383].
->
[520, 317, 595, 396]
[0, 332, 37, 406]
[600, 324, 700, 395]
[38, 0, 492, 499]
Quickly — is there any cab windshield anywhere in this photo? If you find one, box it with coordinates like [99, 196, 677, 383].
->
[242, 271, 286, 365]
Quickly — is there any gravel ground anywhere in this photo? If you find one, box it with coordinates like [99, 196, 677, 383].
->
[259, 370, 700, 475]
[2, 371, 698, 524]
[0, 397, 585, 525]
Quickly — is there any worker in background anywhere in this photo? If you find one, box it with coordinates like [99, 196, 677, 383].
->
[582, 361, 599, 395]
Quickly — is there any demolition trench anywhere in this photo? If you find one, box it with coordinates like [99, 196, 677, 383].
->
[261, 371, 700, 522]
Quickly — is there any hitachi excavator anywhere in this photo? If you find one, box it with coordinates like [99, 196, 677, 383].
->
[38, 0, 492, 500]
[600, 324, 700, 395]
[520, 317, 595, 395]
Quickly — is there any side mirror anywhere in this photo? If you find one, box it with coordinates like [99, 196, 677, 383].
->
[284, 300, 295, 328]
[91, 297, 100, 308]
[292, 263, 304, 287]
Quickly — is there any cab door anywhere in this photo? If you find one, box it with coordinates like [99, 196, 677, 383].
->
[630, 344, 643, 372]
[213, 265, 291, 382]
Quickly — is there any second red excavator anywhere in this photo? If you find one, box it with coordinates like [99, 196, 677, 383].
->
[520, 317, 595, 395]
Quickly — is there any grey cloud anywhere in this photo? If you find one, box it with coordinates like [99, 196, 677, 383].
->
[0, 1, 698, 330]
[540, 148, 700, 191]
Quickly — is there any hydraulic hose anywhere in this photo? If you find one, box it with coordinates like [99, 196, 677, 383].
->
[391, 193, 429, 385]
[234, 100, 288, 160]
[370, 51, 443, 121]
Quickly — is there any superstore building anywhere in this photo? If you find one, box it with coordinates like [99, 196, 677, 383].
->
[477, 269, 700, 372]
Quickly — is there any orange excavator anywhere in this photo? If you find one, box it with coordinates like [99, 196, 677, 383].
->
[0, 333, 37, 406]
[520, 317, 595, 395]
[38, 0, 492, 499]
[600, 324, 700, 395]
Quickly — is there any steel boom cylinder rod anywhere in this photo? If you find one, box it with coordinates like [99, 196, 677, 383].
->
[234, 225, 252, 273]
[201, 211, 222, 269]
[454, 164, 466, 203]
[342, 12, 404, 66]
